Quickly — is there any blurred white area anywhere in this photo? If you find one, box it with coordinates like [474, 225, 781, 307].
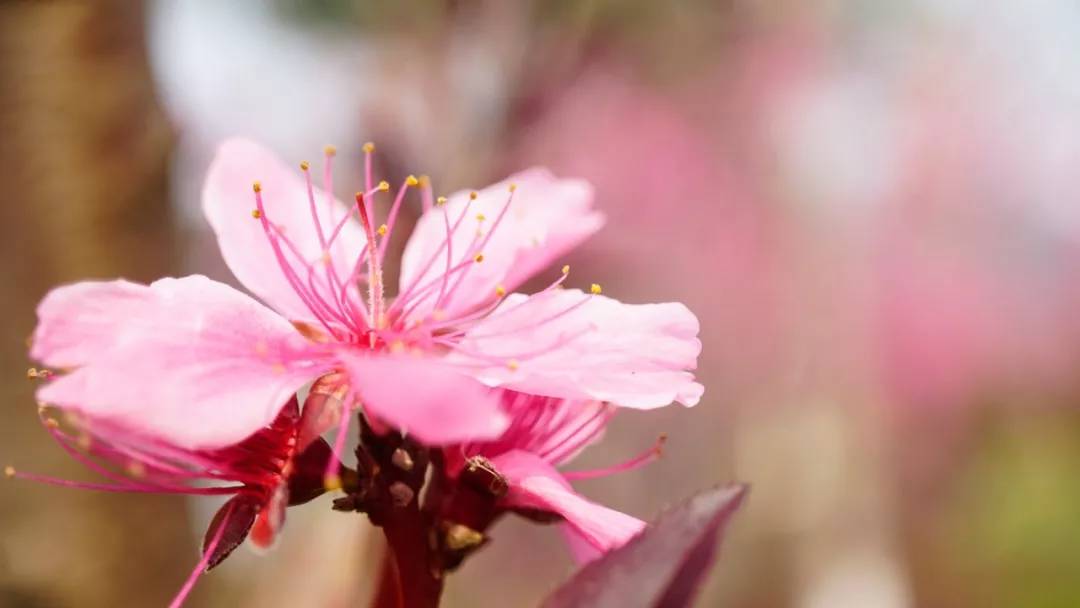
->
[966, 0, 1080, 236]
[774, 0, 1080, 238]
[148, 0, 530, 233]
[772, 71, 901, 217]
[147, 0, 374, 233]
[148, 0, 373, 153]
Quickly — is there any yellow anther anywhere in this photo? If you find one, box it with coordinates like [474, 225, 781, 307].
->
[251, 209, 262, 219]
[507, 359, 520, 371]
[476, 213, 486, 222]
[508, 183, 517, 192]
[43, 418, 59, 429]
[469, 191, 479, 200]
[323, 474, 343, 491]
[495, 285, 506, 298]
[126, 461, 146, 478]
[590, 283, 603, 295]
[299, 160, 310, 171]
[3, 466, 14, 479]
[378, 180, 390, 192]
[392, 448, 415, 472]
[292, 321, 329, 343]
[444, 523, 485, 552]
[26, 367, 37, 379]
[252, 181, 262, 193]
[406, 175, 419, 187]
[562, 264, 570, 275]
[474, 253, 484, 263]
[436, 196, 448, 206]
[362, 142, 375, 153]
[377, 224, 388, 236]
[324, 145, 337, 157]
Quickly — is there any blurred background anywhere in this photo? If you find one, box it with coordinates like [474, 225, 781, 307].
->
[3, 1, 1080, 606]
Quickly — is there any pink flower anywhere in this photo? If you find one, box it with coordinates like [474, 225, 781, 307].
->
[446, 390, 660, 564]
[15, 137, 702, 605]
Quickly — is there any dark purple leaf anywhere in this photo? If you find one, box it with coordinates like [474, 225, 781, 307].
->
[202, 494, 259, 571]
[540, 484, 748, 608]
[287, 436, 336, 506]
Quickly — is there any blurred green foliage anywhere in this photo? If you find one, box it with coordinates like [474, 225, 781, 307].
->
[947, 410, 1080, 608]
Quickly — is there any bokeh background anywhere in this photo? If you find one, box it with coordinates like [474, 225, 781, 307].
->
[3, 1, 1080, 606]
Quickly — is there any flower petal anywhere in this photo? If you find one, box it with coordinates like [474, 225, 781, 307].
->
[492, 450, 645, 557]
[35, 275, 328, 449]
[398, 168, 603, 321]
[449, 289, 704, 408]
[561, 524, 606, 564]
[297, 372, 349, 451]
[31, 279, 155, 369]
[337, 353, 509, 445]
[202, 137, 367, 321]
[463, 392, 614, 468]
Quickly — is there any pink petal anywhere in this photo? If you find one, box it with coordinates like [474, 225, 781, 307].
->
[492, 449, 645, 557]
[449, 289, 704, 408]
[398, 168, 604, 321]
[297, 372, 349, 451]
[465, 391, 614, 468]
[202, 137, 367, 321]
[337, 352, 509, 445]
[35, 275, 328, 450]
[560, 524, 606, 564]
[31, 279, 154, 369]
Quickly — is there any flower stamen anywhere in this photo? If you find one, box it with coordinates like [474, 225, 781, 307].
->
[561, 434, 667, 481]
[376, 176, 418, 262]
[168, 500, 236, 608]
[354, 192, 385, 334]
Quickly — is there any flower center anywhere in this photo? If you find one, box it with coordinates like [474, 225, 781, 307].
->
[250, 143, 524, 349]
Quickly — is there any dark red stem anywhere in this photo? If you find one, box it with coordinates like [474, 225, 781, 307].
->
[371, 502, 443, 608]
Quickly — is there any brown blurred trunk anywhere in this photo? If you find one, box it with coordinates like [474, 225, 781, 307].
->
[0, 2, 192, 607]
